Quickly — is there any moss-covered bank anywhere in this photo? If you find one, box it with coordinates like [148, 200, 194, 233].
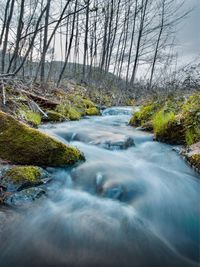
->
[129, 93, 200, 171]
[0, 111, 84, 166]
[54, 94, 100, 121]
[129, 93, 200, 146]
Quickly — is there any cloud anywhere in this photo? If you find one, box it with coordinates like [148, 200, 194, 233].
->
[176, 0, 200, 64]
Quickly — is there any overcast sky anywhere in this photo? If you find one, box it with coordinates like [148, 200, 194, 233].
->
[177, 0, 200, 65]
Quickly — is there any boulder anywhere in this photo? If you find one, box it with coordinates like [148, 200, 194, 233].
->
[91, 136, 135, 150]
[0, 111, 84, 166]
[1, 166, 50, 192]
[4, 187, 46, 207]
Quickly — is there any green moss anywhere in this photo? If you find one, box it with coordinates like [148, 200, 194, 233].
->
[82, 98, 96, 109]
[129, 93, 200, 145]
[0, 111, 84, 166]
[69, 95, 97, 115]
[56, 104, 81, 120]
[182, 93, 200, 145]
[68, 107, 81, 120]
[26, 111, 41, 126]
[101, 95, 112, 106]
[185, 128, 200, 146]
[5, 166, 41, 183]
[126, 99, 135, 106]
[85, 107, 100, 116]
[129, 101, 160, 126]
[152, 110, 185, 144]
[46, 110, 66, 122]
[55, 103, 67, 116]
[56, 95, 98, 120]
[19, 109, 41, 127]
[152, 110, 176, 135]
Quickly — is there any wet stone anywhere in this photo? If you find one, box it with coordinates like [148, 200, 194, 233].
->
[4, 188, 46, 207]
[91, 136, 135, 150]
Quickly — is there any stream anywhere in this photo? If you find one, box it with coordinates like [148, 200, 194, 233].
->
[0, 107, 199, 267]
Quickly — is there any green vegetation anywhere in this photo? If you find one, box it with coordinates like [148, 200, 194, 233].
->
[152, 110, 176, 135]
[55, 94, 99, 120]
[19, 108, 41, 127]
[129, 92, 200, 146]
[86, 107, 100, 116]
[56, 103, 81, 120]
[68, 106, 82, 120]
[46, 110, 66, 122]
[129, 100, 160, 126]
[25, 111, 41, 126]
[70, 95, 98, 116]
[182, 93, 200, 145]
[4, 166, 41, 183]
[0, 111, 84, 166]
[152, 110, 185, 144]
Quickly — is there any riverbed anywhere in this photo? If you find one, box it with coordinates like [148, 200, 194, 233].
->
[0, 107, 199, 267]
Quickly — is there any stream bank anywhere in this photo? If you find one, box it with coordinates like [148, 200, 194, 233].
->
[0, 106, 199, 267]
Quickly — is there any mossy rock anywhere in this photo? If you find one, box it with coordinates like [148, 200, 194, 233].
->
[187, 154, 200, 171]
[56, 104, 81, 120]
[0, 111, 84, 166]
[82, 98, 96, 108]
[5, 166, 42, 183]
[68, 107, 81, 120]
[85, 107, 100, 116]
[46, 110, 66, 122]
[56, 94, 99, 119]
[71, 96, 97, 115]
[1, 166, 43, 192]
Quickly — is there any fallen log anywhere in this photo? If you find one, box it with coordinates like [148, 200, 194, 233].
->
[20, 89, 60, 109]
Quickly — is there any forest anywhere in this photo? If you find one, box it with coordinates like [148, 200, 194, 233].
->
[0, 1, 199, 267]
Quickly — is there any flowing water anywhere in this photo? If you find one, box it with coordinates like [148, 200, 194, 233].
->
[0, 107, 199, 267]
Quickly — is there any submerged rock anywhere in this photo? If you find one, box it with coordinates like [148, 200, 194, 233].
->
[91, 136, 135, 150]
[102, 183, 124, 200]
[4, 187, 46, 207]
[0, 111, 84, 166]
